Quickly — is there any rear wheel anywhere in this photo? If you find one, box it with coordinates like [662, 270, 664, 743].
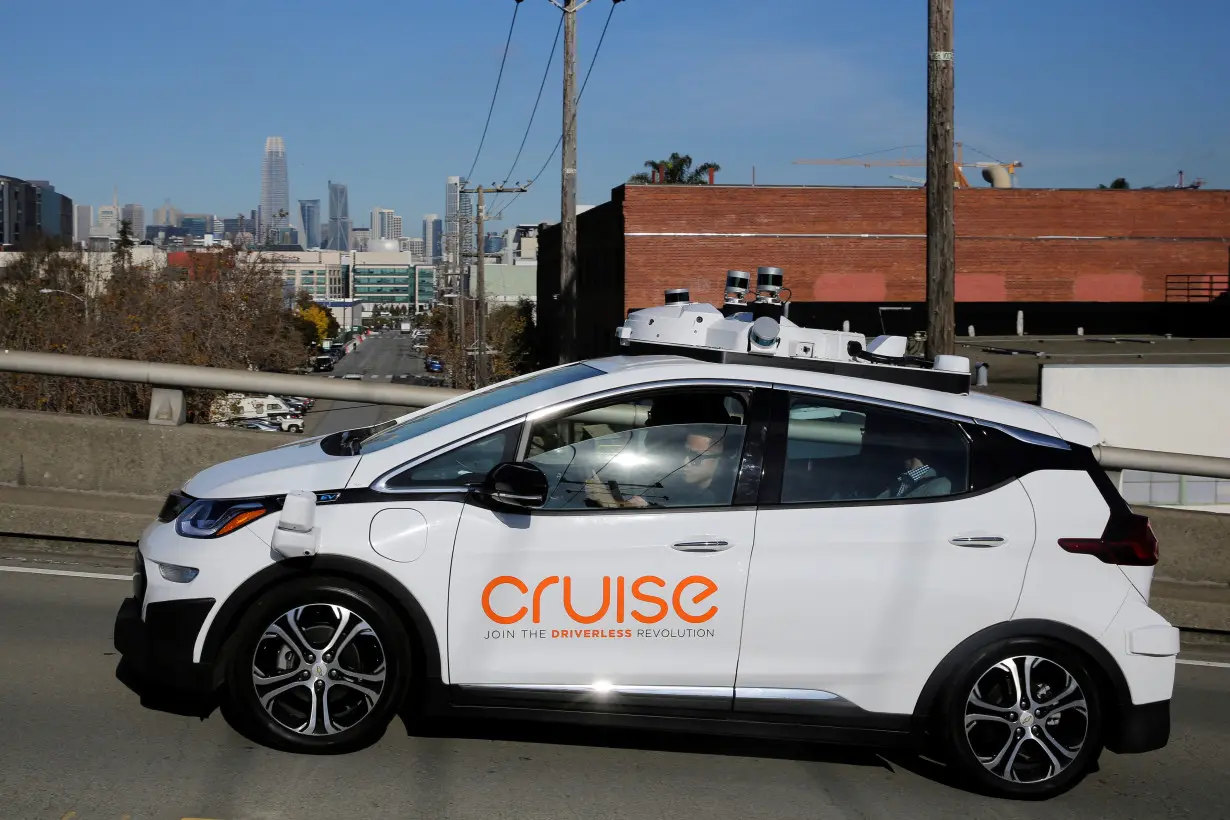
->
[223, 576, 412, 754]
[941, 639, 1103, 799]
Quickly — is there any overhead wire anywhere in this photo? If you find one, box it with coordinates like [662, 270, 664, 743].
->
[492, 0, 620, 221]
[489, 13, 565, 215]
[464, 0, 523, 186]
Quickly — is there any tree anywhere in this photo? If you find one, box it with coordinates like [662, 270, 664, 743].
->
[114, 219, 136, 272]
[298, 303, 332, 343]
[1098, 178, 1131, 190]
[487, 299, 540, 382]
[628, 152, 721, 185]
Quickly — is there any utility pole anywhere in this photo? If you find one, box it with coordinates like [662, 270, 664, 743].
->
[925, 0, 956, 359]
[463, 183, 528, 387]
[559, 0, 581, 365]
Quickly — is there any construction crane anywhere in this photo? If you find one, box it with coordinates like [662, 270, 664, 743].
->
[794, 143, 1023, 188]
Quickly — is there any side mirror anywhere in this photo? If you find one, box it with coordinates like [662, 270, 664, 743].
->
[477, 462, 549, 509]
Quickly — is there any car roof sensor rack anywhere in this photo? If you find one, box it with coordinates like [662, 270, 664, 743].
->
[615, 267, 972, 395]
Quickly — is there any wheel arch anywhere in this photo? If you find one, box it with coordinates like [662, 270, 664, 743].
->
[910, 618, 1132, 745]
[200, 555, 443, 689]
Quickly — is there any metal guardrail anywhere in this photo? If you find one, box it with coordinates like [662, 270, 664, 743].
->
[0, 350, 463, 408]
[2, 349, 1230, 480]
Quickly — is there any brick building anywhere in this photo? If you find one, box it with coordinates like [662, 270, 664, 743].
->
[537, 185, 1230, 359]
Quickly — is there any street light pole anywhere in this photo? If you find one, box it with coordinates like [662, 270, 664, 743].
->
[925, 0, 956, 358]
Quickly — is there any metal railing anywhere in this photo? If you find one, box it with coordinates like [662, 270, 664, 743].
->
[1, 349, 1230, 479]
[0, 350, 462, 409]
[1164, 273, 1229, 303]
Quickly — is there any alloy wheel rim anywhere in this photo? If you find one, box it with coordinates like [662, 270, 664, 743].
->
[964, 655, 1089, 784]
[251, 604, 387, 736]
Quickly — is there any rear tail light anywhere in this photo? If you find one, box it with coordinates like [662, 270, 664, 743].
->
[1059, 513, 1158, 566]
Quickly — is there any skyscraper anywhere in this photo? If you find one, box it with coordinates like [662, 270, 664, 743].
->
[121, 203, 145, 239]
[74, 205, 92, 245]
[328, 181, 350, 251]
[371, 207, 394, 240]
[444, 176, 474, 264]
[423, 214, 443, 263]
[299, 199, 321, 249]
[154, 198, 181, 227]
[94, 205, 120, 237]
[259, 136, 290, 243]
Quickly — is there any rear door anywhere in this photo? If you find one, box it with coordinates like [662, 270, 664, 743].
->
[735, 388, 1037, 718]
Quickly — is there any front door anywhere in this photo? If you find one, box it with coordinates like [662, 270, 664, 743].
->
[447, 386, 766, 709]
[735, 389, 1037, 718]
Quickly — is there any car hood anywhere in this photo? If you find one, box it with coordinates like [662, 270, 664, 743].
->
[182, 437, 360, 499]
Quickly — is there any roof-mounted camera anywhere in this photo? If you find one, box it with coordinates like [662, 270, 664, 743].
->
[615, 266, 972, 394]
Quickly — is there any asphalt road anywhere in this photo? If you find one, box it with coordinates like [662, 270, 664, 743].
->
[3, 555, 1230, 820]
[304, 332, 434, 437]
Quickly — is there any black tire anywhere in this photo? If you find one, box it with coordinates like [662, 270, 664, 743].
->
[939, 638, 1104, 800]
[290, 425, 302, 433]
[222, 576, 413, 754]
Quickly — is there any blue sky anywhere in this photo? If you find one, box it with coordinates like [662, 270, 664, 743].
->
[2, 0, 1227, 233]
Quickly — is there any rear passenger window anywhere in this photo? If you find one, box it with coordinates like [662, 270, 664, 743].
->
[781, 394, 970, 504]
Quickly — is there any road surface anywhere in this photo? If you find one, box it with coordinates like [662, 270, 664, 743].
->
[2, 549, 1230, 820]
[304, 332, 436, 437]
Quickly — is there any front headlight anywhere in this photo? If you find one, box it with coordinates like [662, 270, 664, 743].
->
[176, 498, 278, 539]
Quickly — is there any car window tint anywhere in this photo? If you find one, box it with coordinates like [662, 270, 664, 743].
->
[781, 394, 969, 504]
[385, 427, 519, 489]
[526, 391, 748, 510]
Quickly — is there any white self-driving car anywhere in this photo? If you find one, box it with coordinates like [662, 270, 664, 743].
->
[116, 279, 1177, 800]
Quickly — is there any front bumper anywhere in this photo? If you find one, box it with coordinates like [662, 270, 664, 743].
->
[113, 589, 217, 695]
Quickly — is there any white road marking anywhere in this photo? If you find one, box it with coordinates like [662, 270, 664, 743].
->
[1177, 658, 1230, 669]
[0, 566, 132, 581]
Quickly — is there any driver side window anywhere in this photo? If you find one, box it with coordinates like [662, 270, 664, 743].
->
[384, 426, 520, 490]
[525, 390, 748, 510]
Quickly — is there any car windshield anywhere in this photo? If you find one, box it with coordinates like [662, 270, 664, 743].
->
[356, 363, 604, 454]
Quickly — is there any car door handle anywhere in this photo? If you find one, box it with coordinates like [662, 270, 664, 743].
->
[949, 535, 1006, 548]
[672, 540, 732, 553]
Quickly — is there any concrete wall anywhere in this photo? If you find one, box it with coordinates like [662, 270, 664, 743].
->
[0, 408, 285, 498]
[1040, 364, 1230, 457]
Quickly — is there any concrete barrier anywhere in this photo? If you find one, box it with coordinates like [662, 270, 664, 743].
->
[0, 408, 287, 497]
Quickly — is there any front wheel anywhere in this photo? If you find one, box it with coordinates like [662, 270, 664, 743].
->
[940, 639, 1103, 800]
[222, 576, 412, 754]
[289, 425, 303, 433]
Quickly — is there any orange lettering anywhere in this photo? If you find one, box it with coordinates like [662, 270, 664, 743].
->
[631, 575, 668, 624]
[673, 575, 718, 623]
[616, 575, 626, 622]
[532, 576, 560, 623]
[562, 576, 611, 624]
[482, 576, 528, 624]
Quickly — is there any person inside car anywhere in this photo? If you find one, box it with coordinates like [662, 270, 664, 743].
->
[584, 425, 736, 509]
[876, 435, 952, 499]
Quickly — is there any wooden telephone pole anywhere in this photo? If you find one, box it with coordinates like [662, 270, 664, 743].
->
[925, 0, 956, 359]
[463, 183, 528, 387]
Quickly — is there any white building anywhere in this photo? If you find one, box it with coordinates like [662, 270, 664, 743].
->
[93, 205, 120, 238]
[400, 236, 426, 263]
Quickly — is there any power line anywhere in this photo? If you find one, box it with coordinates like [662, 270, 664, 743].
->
[493, 0, 619, 221]
[464, 0, 524, 185]
[490, 13, 564, 214]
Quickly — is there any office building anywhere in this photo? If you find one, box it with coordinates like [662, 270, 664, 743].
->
[371, 208, 393, 241]
[180, 214, 212, 239]
[422, 214, 442, 263]
[121, 204, 145, 240]
[399, 236, 426, 262]
[0, 176, 75, 247]
[299, 199, 321, 249]
[153, 199, 182, 227]
[350, 226, 370, 252]
[259, 136, 290, 243]
[75, 205, 92, 245]
[94, 204, 120, 238]
[484, 232, 505, 254]
[444, 176, 474, 263]
[328, 181, 350, 251]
